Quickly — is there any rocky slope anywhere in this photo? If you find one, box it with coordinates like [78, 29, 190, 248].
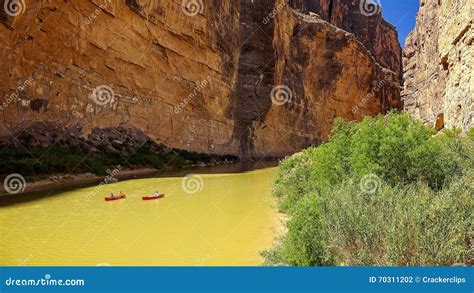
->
[0, 0, 401, 161]
[402, 0, 473, 132]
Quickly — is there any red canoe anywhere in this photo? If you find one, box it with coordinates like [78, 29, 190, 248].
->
[142, 194, 165, 201]
[104, 195, 126, 201]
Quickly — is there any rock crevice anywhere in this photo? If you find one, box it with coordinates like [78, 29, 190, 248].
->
[402, 0, 473, 132]
[0, 0, 402, 160]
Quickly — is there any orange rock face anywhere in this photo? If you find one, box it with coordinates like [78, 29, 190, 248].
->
[254, 3, 401, 157]
[288, 0, 402, 74]
[0, 0, 401, 159]
[402, 0, 473, 132]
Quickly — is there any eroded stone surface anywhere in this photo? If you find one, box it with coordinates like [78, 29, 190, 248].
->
[402, 0, 473, 132]
[253, 2, 401, 157]
[0, 0, 401, 159]
[288, 0, 402, 75]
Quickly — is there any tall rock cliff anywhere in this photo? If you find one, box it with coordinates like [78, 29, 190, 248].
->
[253, 0, 402, 156]
[402, 0, 473, 132]
[0, 0, 401, 160]
[288, 0, 401, 74]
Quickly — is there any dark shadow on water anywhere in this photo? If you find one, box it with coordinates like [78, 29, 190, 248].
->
[0, 161, 278, 207]
[158, 160, 278, 178]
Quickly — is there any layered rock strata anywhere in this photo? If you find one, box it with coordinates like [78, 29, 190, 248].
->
[0, 0, 402, 160]
[402, 0, 473, 132]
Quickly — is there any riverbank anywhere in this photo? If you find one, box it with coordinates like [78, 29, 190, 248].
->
[0, 161, 279, 206]
[0, 124, 239, 183]
[0, 168, 158, 197]
[263, 113, 473, 266]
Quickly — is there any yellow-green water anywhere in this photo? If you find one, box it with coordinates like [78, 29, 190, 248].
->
[0, 168, 281, 266]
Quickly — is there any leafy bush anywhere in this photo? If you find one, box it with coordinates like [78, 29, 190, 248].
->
[273, 112, 471, 213]
[266, 174, 473, 266]
[265, 112, 473, 266]
[262, 194, 334, 266]
[1, 144, 237, 179]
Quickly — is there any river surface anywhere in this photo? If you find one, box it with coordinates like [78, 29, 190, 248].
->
[0, 165, 281, 266]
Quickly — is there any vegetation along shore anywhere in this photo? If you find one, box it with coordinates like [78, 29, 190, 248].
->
[263, 112, 473, 266]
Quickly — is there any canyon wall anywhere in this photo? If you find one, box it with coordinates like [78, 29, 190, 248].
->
[402, 0, 473, 132]
[253, 0, 401, 156]
[0, 0, 242, 156]
[0, 0, 401, 160]
[288, 0, 401, 75]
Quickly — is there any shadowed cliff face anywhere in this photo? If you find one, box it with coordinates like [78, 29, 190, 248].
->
[251, 0, 401, 158]
[232, 0, 276, 160]
[0, 0, 401, 161]
[231, 0, 402, 159]
[288, 0, 401, 75]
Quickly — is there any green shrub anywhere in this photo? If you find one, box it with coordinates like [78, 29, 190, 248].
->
[266, 112, 474, 266]
[84, 158, 108, 176]
[272, 151, 317, 212]
[265, 173, 473, 267]
[263, 194, 334, 266]
[273, 112, 471, 213]
[1, 143, 236, 179]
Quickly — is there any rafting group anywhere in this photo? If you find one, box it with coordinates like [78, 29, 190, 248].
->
[104, 191, 165, 201]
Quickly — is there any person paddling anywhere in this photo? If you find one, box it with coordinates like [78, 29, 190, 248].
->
[108, 192, 115, 198]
